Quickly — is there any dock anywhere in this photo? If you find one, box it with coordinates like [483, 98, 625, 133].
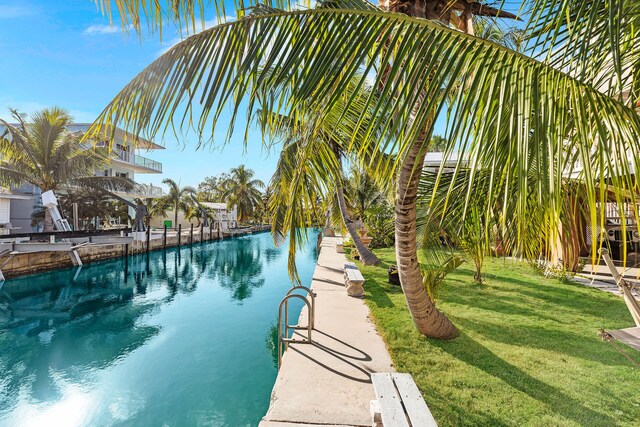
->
[260, 236, 394, 427]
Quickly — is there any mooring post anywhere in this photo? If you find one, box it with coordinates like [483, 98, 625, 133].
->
[190, 223, 194, 245]
[163, 224, 167, 249]
[210, 224, 213, 240]
[146, 227, 150, 252]
[200, 224, 204, 243]
[178, 224, 182, 247]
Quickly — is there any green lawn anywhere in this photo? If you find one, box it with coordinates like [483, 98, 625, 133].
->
[357, 248, 640, 426]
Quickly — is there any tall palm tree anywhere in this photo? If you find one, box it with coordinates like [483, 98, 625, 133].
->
[346, 166, 385, 224]
[222, 165, 264, 222]
[261, 108, 381, 266]
[90, 0, 640, 339]
[161, 178, 196, 228]
[0, 107, 132, 231]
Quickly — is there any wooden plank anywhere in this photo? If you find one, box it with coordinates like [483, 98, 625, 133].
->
[607, 327, 640, 352]
[371, 373, 410, 427]
[392, 373, 438, 427]
[344, 262, 358, 270]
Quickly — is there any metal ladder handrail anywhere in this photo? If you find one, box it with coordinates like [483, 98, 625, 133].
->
[278, 293, 313, 368]
[285, 285, 316, 330]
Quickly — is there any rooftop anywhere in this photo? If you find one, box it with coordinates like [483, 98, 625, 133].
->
[202, 202, 228, 210]
[69, 123, 165, 150]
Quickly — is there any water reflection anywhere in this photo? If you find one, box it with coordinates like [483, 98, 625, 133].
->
[210, 239, 266, 302]
[0, 230, 319, 425]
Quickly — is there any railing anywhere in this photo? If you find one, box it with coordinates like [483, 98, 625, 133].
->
[277, 286, 315, 368]
[115, 150, 163, 173]
[128, 183, 164, 198]
[1, 228, 132, 241]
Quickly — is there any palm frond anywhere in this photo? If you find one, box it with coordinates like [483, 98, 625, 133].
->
[527, 0, 640, 104]
[90, 6, 640, 269]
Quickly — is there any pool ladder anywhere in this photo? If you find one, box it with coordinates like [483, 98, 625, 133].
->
[277, 286, 316, 368]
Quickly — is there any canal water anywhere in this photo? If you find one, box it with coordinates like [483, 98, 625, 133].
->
[0, 230, 319, 426]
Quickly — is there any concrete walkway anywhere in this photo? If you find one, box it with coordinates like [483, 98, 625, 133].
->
[260, 236, 394, 427]
[574, 264, 640, 297]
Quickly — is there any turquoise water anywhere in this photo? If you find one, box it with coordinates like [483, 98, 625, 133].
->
[0, 230, 319, 426]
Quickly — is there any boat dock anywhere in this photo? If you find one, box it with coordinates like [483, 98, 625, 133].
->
[260, 236, 394, 427]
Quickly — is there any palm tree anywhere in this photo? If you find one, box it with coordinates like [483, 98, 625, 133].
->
[0, 107, 132, 231]
[428, 135, 447, 152]
[161, 178, 196, 228]
[261, 109, 381, 266]
[346, 166, 385, 225]
[221, 165, 264, 222]
[59, 189, 115, 230]
[90, 0, 640, 339]
[135, 197, 170, 228]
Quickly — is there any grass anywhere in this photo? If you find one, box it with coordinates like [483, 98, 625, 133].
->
[357, 248, 640, 426]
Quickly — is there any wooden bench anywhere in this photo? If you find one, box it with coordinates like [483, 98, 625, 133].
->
[344, 262, 365, 297]
[336, 238, 345, 253]
[371, 373, 437, 427]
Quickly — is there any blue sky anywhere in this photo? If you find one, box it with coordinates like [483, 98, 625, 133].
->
[0, 0, 465, 191]
[0, 0, 282, 189]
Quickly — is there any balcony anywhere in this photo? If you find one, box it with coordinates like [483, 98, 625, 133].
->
[120, 183, 165, 199]
[114, 150, 163, 173]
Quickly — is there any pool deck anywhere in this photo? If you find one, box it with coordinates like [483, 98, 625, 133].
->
[260, 236, 394, 427]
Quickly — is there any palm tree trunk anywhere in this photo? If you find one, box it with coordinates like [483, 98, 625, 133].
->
[43, 208, 54, 232]
[335, 177, 380, 266]
[331, 142, 380, 266]
[323, 208, 336, 237]
[379, 0, 463, 342]
[395, 129, 459, 340]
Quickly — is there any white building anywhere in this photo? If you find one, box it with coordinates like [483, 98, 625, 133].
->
[202, 203, 238, 231]
[6, 124, 165, 232]
[149, 203, 237, 230]
[0, 189, 33, 234]
[69, 124, 165, 199]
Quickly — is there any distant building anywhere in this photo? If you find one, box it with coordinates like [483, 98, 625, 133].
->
[149, 203, 237, 230]
[0, 189, 34, 234]
[423, 151, 468, 172]
[6, 124, 165, 232]
[202, 203, 238, 231]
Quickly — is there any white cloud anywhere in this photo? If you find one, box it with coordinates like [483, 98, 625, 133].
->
[84, 24, 133, 35]
[0, 5, 35, 19]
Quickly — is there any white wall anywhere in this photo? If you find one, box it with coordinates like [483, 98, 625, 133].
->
[149, 209, 238, 230]
[149, 210, 198, 229]
[0, 199, 10, 223]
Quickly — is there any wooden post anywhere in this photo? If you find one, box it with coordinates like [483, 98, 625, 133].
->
[146, 227, 150, 253]
[178, 224, 182, 247]
[210, 224, 213, 240]
[200, 224, 204, 243]
[190, 223, 194, 245]
[163, 224, 167, 249]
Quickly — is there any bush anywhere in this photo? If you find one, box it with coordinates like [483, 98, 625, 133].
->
[365, 204, 395, 249]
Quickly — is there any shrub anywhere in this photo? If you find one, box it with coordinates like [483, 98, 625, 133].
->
[365, 204, 395, 249]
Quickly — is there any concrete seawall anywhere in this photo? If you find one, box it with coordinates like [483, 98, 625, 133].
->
[1, 225, 270, 279]
[260, 236, 394, 426]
